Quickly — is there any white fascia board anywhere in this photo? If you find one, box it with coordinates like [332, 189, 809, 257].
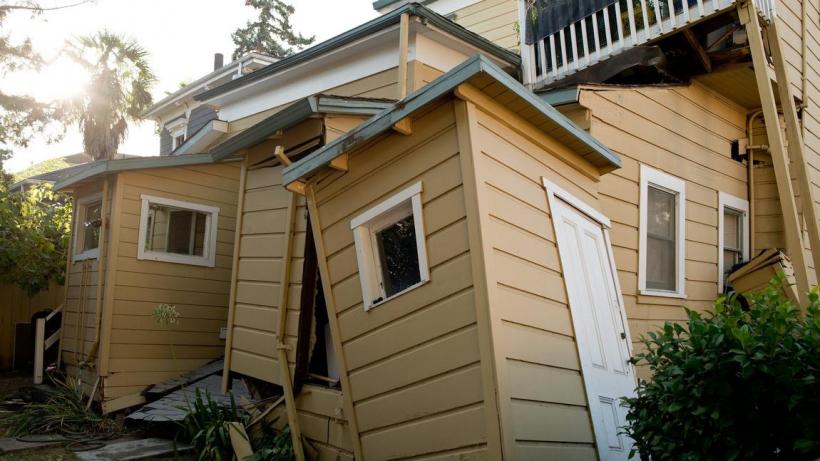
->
[414, 23, 517, 72]
[378, 0, 482, 15]
[217, 28, 401, 122]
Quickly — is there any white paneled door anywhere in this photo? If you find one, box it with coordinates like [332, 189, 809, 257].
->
[551, 196, 636, 461]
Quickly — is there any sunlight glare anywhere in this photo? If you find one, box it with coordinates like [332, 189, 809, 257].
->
[32, 56, 90, 102]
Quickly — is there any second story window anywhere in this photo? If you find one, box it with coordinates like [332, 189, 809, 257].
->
[165, 117, 188, 151]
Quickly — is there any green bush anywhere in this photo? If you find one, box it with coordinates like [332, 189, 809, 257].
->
[180, 389, 244, 461]
[624, 276, 820, 460]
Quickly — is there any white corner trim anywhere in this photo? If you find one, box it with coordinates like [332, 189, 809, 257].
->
[350, 182, 428, 311]
[72, 192, 103, 263]
[542, 177, 611, 228]
[638, 164, 687, 298]
[718, 191, 750, 293]
[136, 194, 220, 268]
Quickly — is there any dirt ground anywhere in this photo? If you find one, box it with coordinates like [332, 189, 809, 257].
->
[0, 370, 196, 461]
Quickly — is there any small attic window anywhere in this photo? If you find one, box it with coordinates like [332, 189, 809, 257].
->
[166, 117, 188, 151]
[137, 194, 220, 267]
[350, 182, 429, 311]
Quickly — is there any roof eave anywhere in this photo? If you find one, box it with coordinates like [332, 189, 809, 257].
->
[54, 154, 218, 191]
[282, 55, 619, 186]
[194, 3, 519, 103]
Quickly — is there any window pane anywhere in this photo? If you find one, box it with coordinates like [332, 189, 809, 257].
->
[144, 203, 207, 256]
[724, 249, 741, 274]
[646, 186, 677, 291]
[647, 186, 675, 239]
[647, 236, 676, 291]
[723, 210, 740, 250]
[83, 202, 102, 251]
[375, 214, 420, 297]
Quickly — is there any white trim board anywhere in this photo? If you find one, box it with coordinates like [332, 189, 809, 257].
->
[137, 194, 220, 268]
[541, 177, 611, 228]
[350, 182, 429, 311]
[718, 191, 750, 293]
[638, 164, 687, 298]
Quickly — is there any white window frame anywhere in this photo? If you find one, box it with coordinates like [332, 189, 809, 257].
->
[718, 192, 750, 293]
[350, 182, 429, 311]
[166, 117, 188, 151]
[639, 165, 687, 298]
[73, 192, 103, 262]
[137, 194, 220, 267]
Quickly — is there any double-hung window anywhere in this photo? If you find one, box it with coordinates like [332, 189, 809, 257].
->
[137, 195, 219, 267]
[74, 193, 103, 261]
[351, 182, 429, 311]
[639, 165, 686, 297]
[718, 192, 749, 292]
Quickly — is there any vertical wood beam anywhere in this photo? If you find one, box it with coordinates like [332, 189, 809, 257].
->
[742, 3, 810, 303]
[98, 176, 124, 376]
[398, 12, 410, 100]
[275, 191, 306, 461]
[305, 184, 364, 460]
[222, 160, 247, 392]
[769, 19, 820, 283]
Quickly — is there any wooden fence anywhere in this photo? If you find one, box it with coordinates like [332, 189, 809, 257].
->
[0, 282, 64, 370]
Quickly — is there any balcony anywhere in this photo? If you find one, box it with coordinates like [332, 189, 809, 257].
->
[521, 0, 776, 88]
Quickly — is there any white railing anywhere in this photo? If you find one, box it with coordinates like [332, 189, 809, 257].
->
[522, 0, 776, 87]
[34, 304, 63, 384]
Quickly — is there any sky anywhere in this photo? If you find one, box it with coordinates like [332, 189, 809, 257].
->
[2, 0, 378, 173]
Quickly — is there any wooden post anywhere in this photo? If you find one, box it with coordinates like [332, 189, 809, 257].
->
[398, 12, 410, 99]
[275, 191, 306, 461]
[741, 2, 810, 303]
[98, 177, 124, 376]
[93, 178, 109, 342]
[222, 160, 248, 392]
[305, 184, 364, 460]
[33, 317, 45, 384]
[768, 19, 820, 282]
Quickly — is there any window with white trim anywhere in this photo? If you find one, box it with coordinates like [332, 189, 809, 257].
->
[351, 182, 429, 311]
[166, 117, 188, 151]
[718, 192, 749, 293]
[639, 165, 686, 297]
[74, 193, 103, 261]
[137, 195, 219, 267]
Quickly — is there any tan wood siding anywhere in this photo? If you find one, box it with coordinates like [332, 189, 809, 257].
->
[463, 96, 600, 459]
[103, 163, 240, 400]
[226, 162, 306, 385]
[296, 385, 354, 460]
[62, 182, 113, 394]
[578, 84, 749, 375]
[451, 0, 520, 51]
[311, 101, 489, 460]
[0, 282, 64, 370]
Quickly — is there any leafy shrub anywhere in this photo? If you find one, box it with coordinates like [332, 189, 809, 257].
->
[624, 276, 820, 460]
[245, 424, 294, 461]
[1, 374, 112, 436]
[181, 389, 244, 461]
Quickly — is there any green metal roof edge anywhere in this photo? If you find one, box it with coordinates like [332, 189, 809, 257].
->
[282, 55, 620, 186]
[194, 3, 520, 102]
[537, 86, 580, 106]
[209, 95, 395, 161]
[372, 0, 402, 10]
[54, 153, 216, 191]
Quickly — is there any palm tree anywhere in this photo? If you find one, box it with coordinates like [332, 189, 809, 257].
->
[67, 31, 155, 161]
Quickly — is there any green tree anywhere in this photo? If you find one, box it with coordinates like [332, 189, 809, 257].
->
[0, 1, 90, 147]
[231, 0, 315, 60]
[66, 30, 155, 161]
[0, 150, 72, 295]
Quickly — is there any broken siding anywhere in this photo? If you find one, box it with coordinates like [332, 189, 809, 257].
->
[296, 385, 354, 460]
[578, 84, 748, 373]
[312, 101, 489, 460]
[452, 0, 519, 51]
[227, 161, 306, 385]
[464, 98, 599, 459]
[103, 163, 240, 400]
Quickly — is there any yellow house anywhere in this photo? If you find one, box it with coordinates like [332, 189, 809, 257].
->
[53, 154, 240, 412]
[280, 54, 627, 461]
